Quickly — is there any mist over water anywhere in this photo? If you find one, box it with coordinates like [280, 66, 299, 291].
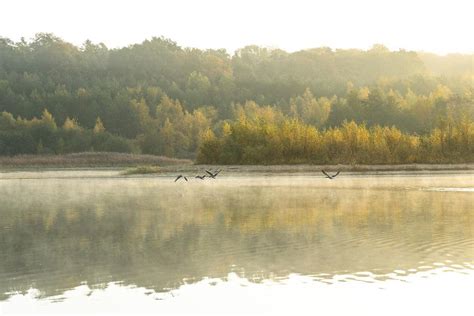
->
[0, 171, 473, 314]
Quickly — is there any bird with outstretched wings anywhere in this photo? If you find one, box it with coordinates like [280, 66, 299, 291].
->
[205, 169, 221, 179]
[322, 170, 340, 179]
[174, 175, 188, 182]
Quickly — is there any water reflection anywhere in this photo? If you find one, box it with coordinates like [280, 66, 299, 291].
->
[0, 172, 473, 306]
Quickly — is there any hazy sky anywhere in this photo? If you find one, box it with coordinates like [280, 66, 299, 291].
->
[2, 0, 473, 54]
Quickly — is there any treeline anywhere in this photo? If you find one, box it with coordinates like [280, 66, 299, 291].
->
[198, 104, 474, 164]
[0, 33, 473, 161]
[0, 110, 133, 155]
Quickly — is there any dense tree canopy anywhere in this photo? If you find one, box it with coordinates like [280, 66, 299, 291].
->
[0, 34, 472, 162]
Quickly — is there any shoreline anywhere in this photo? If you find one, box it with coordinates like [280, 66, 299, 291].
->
[1, 164, 474, 175]
[1, 153, 474, 174]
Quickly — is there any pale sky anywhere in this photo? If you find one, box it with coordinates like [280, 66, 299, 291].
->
[1, 0, 473, 54]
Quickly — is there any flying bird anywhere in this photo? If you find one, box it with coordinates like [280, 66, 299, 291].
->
[174, 175, 188, 182]
[205, 169, 221, 179]
[195, 175, 206, 180]
[322, 170, 340, 179]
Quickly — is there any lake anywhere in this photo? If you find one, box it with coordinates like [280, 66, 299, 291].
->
[0, 170, 473, 315]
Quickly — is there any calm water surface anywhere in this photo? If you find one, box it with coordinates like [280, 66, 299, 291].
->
[0, 171, 473, 315]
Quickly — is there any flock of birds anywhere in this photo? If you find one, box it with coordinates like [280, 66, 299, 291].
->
[174, 169, 221, 182]
[174, 169, 340, 182]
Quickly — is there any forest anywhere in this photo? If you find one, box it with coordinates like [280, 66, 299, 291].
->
[0, 33, 472, 163]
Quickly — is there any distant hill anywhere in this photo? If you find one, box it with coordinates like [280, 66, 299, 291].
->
[0, 34, 472, 160]
[1, 34, 470, 122]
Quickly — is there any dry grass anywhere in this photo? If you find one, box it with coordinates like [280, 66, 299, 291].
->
[0, 152, 192, 168]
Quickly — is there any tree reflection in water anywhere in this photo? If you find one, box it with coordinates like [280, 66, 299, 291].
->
[0, 173, 473, 300]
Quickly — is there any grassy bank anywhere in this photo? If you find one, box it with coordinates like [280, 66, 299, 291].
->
[123, 163, 474, 175]
[192, 163, 474, 174]
[121, 165, 162, 175]
[0, 152, 192, 168]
